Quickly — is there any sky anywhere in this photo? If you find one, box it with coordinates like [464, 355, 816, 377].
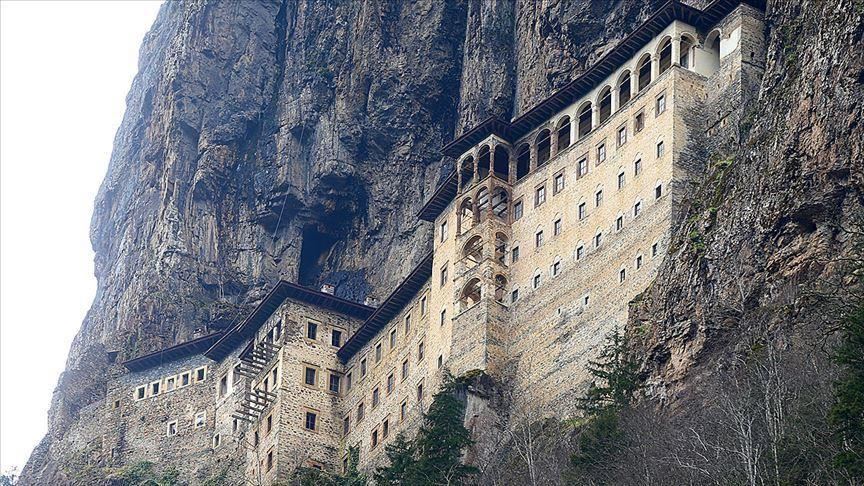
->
[0, 0, 162, 474]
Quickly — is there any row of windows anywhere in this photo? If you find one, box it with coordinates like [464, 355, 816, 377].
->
[304, 320, 345, 347]
[133, 366, 207, 401]
[164, 410, 207, 437]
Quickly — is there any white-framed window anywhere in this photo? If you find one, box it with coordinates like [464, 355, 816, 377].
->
[307, 321, 318, 340]
[195, 366, 206, 382]
[167, 420, 178, 437]
[617, 125, 627, 146]
[194, 411, 206, 428]
[305, 410, 318, 431]
[165, 376, 176, 392]
[135, 385, 146, 401]
[150, 381, 161, 396]
[179, 371, 191, 387]
[656, 93, 667, 115]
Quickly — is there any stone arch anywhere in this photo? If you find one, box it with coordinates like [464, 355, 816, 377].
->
[656, 36, 673, 75]
[462, 235, 483, 268]
[636, 53, 652, 92]
[493, 145, 510, 179]
[460, 156, 475, 188]
[617, 70, 632, 107]
[459, 197, 475, 233]
[703, 29, 721, 75]
[597, 86, 613, 124]
[680, 33, 697, 69]
[476, 186, 489, 222]
[556, 116, 571, 152]
[494, 274, 508, 303]
[536, 128, 551, 167]
[516, 143, 530, 180]
[577, 101, 593, 138]
[459, 278, 482, 311]
[477, 145, 491, 180]
[491, 187, 509, 221]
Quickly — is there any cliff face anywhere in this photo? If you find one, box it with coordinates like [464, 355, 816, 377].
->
[21, 0, 863, 483]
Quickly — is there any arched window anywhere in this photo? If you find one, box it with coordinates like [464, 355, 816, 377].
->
[462, 235, 483, 268]
[680, 34, 696, 69]
[556, 116, 571, 152]
[617, 71, 631, 107]
[494, 232, 509, 265]
[460, 156, 475, 188]
[475, 186, 489, 222]
[536, 129, 551, 167]
[494, 274, 508, 303]
[493, 146, 510, 179]
[637, 54, 652, 92]
[597, 86, 612, 124]
[477, 145, 491, 180]
[577, 102, 593, 138]
[657, 37, 672, 75]
[459, 278, 482, 311]
[459, 198, 475, 233]
[491, 188, 509, 221]
[703, 30, 721, 76]
[516, 143, 530, 180]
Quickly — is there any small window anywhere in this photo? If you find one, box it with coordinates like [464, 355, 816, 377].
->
[533, 273, 542, 289]
[553, 219, 562, 236]
[597, 143, 606, 165]
[266, 449, 274, 471]
[404, 314, 411, 335]
[535, 185, 546, 207]
[383, 418, 390, 438]
[266, 414, 273, 434]
[655, 184, 663, 199]
[616, 216, 623, 231]
[583, 294, 590, 307]
[594, 232, 603, 248]
[420, 295, 427, 315]
[254, 431, 259, 446]
[511, 289, 519, 303]
[618, 172, 626, 189]
[617, 126, 627, 147]
[305, 366, 317, 386]
[305, 411, 317, 431]
[418, 341, 425, 361]
[652, 243, 659, 257]
[387, 373, 395, 394]
[357, 402, 365, 422]
[440, 309, 447, 326]
[636, 254, 643, 269]
[389, 328, 398, 349]
[514, 200, 524, 220]
[417, 380, 425, 401]
[151, 381, 160, 396]
[437, 355, 443, 369]
[371, 428, 380, 449]
[554, 172, 565, 194]
[656, 141, 665, 158]
[332, 329, 343, 347]
[656, 94, 666, 115]
[634, 159, 642, 176]
[346, 371, 353, 391]
[180, 372, 191, 387]
[401, 358, 409, 381]
[552, 260, 561, 277]
[343, 416, 351, 436]
[375, 342, 382, 363]
[329, 374, 341, 394]
[578, 158, 588, 177]
[400, 400, 408, 421]
[135, 386, 146, 400]
[219, 375, 228, 398]
[440, 264, 448, 286]
[576, 245, 584, 261]
[595, 190, 603, 207]
[167, 421, 178, 437]
[634, 201, 642, 217]
[578, 202, 587, 220]
[307, 322, 318, 340]
[512, 246, 520, 263]
[213, 433, 221, 448]
[440, 221, 448, 242]
[535, 230, 544, 248]
[166, 376, 176, 392]
[635, 111, 645, 132]
[194, 411, 206, 428]
[233, 418, 238, 433]
[620, 268, 627, 283]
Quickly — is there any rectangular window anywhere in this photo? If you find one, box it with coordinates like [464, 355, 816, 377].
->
[371, 429, 379, 449]
[329, 373, 341, 394]
[389, 328, 397, 349]
[346, 371, 353, 391]
[584, 294, 590, 307]
[535, 185, 546, 207]
[652, 243, 659, 257]
[578, 158, 588, 177]
[420, 296, 427, 315]
[636, 255, 643, 269]
[594, 232, 603, 248]
[597, 143, 606, 165]
[195, 367, 206, 382]
[656, 93, 666, 115]
[387, 373, 395, 395]
[343, 416, 351, 436]
[634, 158, 642, 176]
[418, 342, 425, 361]
[372, 387, 380, 408]
[213, 433, 221, 448]
[514, 200, 524, 220]
[195, 411, 206, 428]
[417, 380, 425, 401]
[655, 184, 663, 199]
[440, 309, 447, 326]
[554, 172, 565, 194]
[617, 125, 627, 146]
[512, 246, 520, 263]
[167, 421, 178, 437]
[440, 221, 448, 242]
[552, 260, 561, 277]
[595, 190, 603, 207]
[400, 400, 408, 422]
[375, 342, 382, 363]
[332, 329, 343, 347]
[402, 359, 409, 381]
[554, 219, 562, 236]
[307, 322, 318, 340]
[219, 375, 228, 398]
[440, 264, 448, 286]
[616, 216, 623, 231]
[576, 245, 584, 261]
[135, 385, 146, 400]
[304, 367, 317, 386]
[533, 273, 541, 289]
[357, 402, 365, 422]
[578, 203, 587, 220]
[271, 365, 278, 385]
[620, 268, 627, 283]
[618, 172, 625, 189]
[180, 372, 190, 387]
[404, 314, 411, 335]
[305, 411, 317, 431]
[266, 449, 273, 471]
[535, 230, 544, 248]
[383, 418, 390, 438]
[635, 111, 645, 132]
[656, 141, 665, 158]
[634, 201, 642, 217]
[437, 355, 443, 369]
[151, 381, 160, 396]
[511, 289, 519, 303]
[166, 376, 176, 392]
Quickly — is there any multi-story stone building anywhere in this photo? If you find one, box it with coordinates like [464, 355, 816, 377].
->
[102, 1, 766, 482]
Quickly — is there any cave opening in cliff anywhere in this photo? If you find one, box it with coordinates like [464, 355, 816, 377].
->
[298, 225, 339, 288]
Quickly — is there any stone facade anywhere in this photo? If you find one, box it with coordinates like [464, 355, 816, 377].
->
[93, 4, 765, 483]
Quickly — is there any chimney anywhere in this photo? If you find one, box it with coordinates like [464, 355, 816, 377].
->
[364, 296, 379, 308]
[320, 284, 335, 295]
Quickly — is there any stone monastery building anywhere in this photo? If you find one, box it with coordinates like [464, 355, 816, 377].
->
[96, 0, 766, 482]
